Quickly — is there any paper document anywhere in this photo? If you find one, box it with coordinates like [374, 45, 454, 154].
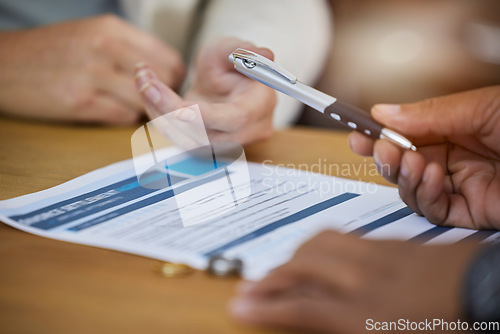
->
[1, 147, 498, 280]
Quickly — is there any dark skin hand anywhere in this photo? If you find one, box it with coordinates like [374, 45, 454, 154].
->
[228, 87, 499, 333]
[229, 231, 481, 334]
[349, 86, 500, 229]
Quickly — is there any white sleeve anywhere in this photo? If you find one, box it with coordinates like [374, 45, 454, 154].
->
[189, 0, 333, 128]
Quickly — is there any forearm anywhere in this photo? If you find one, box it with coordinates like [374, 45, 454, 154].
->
[188, 0, 333, 128]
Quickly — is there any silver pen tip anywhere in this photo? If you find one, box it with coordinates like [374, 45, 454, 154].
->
[381, 128, 416, 151]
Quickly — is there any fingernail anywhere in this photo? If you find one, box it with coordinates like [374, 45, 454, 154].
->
[135, 61, 147, 70]
[400, 159, 410, 178]
[135, 69, 150, 78]
[135, 69, 152, 88]
[228, 298, 252, 316]
[373, 104, 400, 116]
[175, 107, 196, 122]
[373, 150, 380, 167]
[140, 83, 161, 104]
[373, 150, 385, 175]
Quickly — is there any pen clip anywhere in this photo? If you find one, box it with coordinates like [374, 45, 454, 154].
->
[229, 48, 297, 84]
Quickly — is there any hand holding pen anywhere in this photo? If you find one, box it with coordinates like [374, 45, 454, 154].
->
[228, 50, 500, 229]
[135, 39, 276, 146]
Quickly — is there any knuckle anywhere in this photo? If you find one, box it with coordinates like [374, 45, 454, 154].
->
[345, 271, 366, 291]
[64, 86, 95, 112]
[295, 240, 319, 257]
[205, 76, 223, 93]
[98, 14, 122, 28]
[91, 34, 117, 53]
[295, 230, 338, 256]
[315, 230, 339, 243]
[90, 36, 108, 52]
[83, 60, 109, 76]
[269, 264, 295, 282]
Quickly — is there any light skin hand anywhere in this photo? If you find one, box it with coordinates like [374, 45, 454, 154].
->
[348, 86, 500, 229]
[229, 231, 481, 334]
[134, 37, 276, 145]
[0, 15, 185, 124]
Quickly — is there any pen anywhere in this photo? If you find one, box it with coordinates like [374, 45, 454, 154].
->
[228, 49, 417, 151]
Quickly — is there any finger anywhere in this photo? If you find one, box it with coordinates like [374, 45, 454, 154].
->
[240, 265, 300, 298]
[199, 37, 274, 76]
[115, 21, 186, 83]
[414, 162, 463, 227]
[94, 37, 147, 74]
[137, 81, 210, 147]
[246, 232, 369, 298]
[92, 70, 143, 111]
[130, 42, 185, 88]
[414, 143, 449, 172]
[348, 131, 375, 156]
[234, 280, 324, 299]
[134, 65, 159, 91]
[373, 140, 403, 184]
[110, 18, 186, 84]
[75, 94, 140, 125]
[96, 32, 185, 87]
[206, 115, 273, 145]
[228, 295, 343, 333]
[138, 79, 190, 119]
[257, 47, 274, 62]
[446, 195, 479, 228]
[197, 83, 275, 134]
[244, 262, 344, 300]
[415, 162, 480, 229]
[192, 38, 275, 96]
[200, 103, 255, 133]
[136, 68, 275, 143]
[235, 281, 258, 296]
[397, 151, 427, 216]
[371, 87, 500, 146]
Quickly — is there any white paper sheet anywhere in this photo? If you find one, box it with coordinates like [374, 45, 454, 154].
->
[1, 147, 498, 281]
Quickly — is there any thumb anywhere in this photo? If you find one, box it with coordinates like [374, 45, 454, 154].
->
[199, 37, 274, 74]
[254, 47, 274, 61]
[371, 86, 500, 141]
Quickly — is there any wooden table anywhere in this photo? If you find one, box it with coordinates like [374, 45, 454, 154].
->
[0, 116, 392, 334]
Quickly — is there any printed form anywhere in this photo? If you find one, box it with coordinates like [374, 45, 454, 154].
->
[0, 147, 498, 281]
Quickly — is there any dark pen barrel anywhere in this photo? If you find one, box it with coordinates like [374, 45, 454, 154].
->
[324, 100, 383, 138]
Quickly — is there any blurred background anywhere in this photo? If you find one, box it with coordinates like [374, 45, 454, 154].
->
[298, 0, 500, 129]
